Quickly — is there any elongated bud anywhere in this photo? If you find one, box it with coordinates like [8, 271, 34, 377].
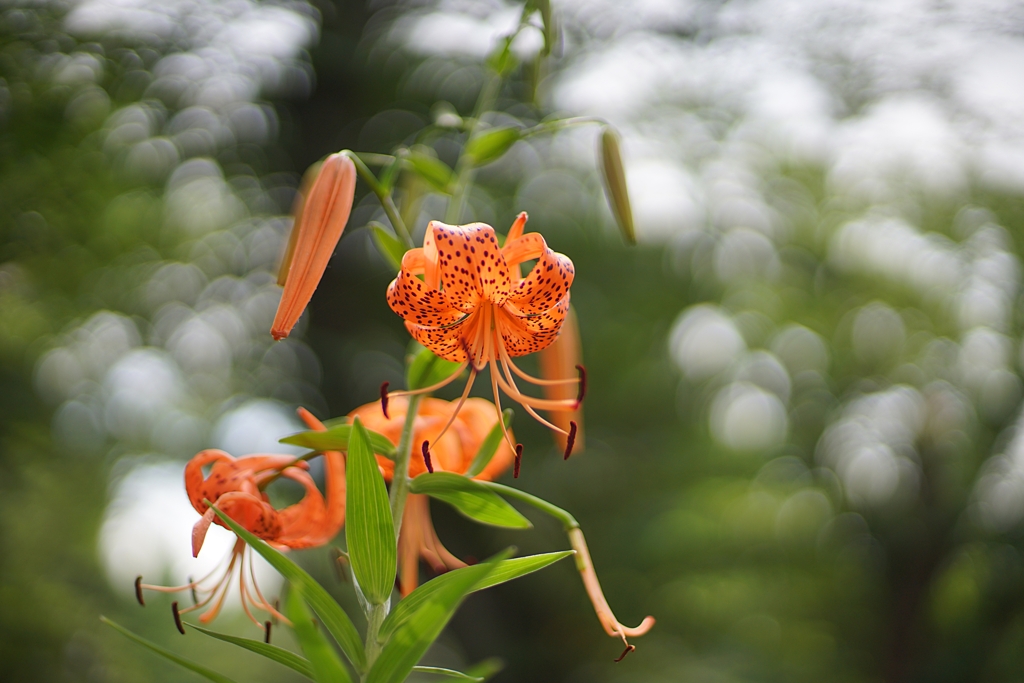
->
[538, 305, 585, 453]
[277, 161, 322, 287]
[272, 153, 357, 340]
[599, 127, 635, 245]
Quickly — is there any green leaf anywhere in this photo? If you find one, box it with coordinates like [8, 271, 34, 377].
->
[464, 409, 513, 478]
[287, 584, 353, 683]
[187, 624, 314, 680]
[405, 151, 454, 194]
[367, 551, 510, 683]
[281, 424, 397, 460]
[411, 666, 483, 681]
[346, 416, 397, 605]
[101, 616, 238, 683]
[378, 551, 573, 643]
[207, 504, 366, 672]
[463, 659, 504, 681]
[379, 156, 403, 193]
[486, 37, 517, 75]
[465, 127, 520, 166]
[599, 126, 635, 244]
[406, 344, 464, 392]
[369, 222, 406, 272]
[409, 473, 531, 529]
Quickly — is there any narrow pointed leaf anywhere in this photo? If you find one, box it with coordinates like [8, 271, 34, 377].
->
[405, 151, 454, 194]
[463, 659, 504, 681]
[207, 504, 366, 671]
[599, 126, 635, 244]
[409, 472, 531, 529]
[406, 344, 464, 391]
[465, 127, 520, 166]
[288, 584, 353, 683]
[366, 552, 510, 683]
[369, 222, 406, 272]
[378, 551, 574, 642]
[346, 416, 397, 605]
[186, 624, 314, 680]
[101, 617, 238, 683]
[411, 666, 483, 681]
[465, 409, 513, 478]
[281, 424, 396, 460]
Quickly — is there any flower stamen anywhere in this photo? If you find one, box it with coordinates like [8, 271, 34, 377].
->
[172, 602, 185, 635]
[565, 421, 578, 460]
[422, 441, 434, 473]
[380, 382, 390, 419]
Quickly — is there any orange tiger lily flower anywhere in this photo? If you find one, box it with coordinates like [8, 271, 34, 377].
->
[350, 395, 515, 595]
[385, 212, 584, 472]
[135, 409, 345, 635]
[272, 152, 357, 341]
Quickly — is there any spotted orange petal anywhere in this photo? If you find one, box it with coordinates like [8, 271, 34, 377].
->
[432, 222, 511, 307]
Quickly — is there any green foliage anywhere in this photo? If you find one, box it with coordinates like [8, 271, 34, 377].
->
[409, 472, 532, 528]
[410, 666, 483, 681]
[406, 345, 464, 391]
[377, 551, 574, 643]
[345, 417, 397, 606]
[465, 127, 521, 166]
[280, 424, 397, 460]
[207, 504, 366, 671]
[101, 617, 238, 683]
[369, 222, 406, 272]
[405, 150, 454, 194]
[464, 409, 514, 477]
[288, 584, 353, 683]
[367, 552, 509, 683]
[186, 624, 315, 680]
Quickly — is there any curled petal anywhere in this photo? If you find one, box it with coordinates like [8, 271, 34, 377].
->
[272, 153, 357, 341]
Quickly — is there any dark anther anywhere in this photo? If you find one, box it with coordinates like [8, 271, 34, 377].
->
[187, 576, 198, 605]
[171, 601, 185, 635]
[134, 576, 145, 606]
[514, 444, 523, 478]
[575, 365, 588, 405]
[614, 644, 635, 662]
[380, 382, 390, 419]
[422, 441, 434, 473]
[264, 621, 272, 644]
[564, 421, 578, 460]
[273, 599, 280, 626]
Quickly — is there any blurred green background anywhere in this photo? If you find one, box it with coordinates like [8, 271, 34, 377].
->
[5, 1, 1024, 682]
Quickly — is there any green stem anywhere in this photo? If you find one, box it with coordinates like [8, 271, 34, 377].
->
[389, 394, 422, 542]
[520, 116, 607, 139]
[445, 72, 502, 224]
[481, 481, 579, 531]
[362, 602, 388, 678]
[343, 150, 415, 248]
